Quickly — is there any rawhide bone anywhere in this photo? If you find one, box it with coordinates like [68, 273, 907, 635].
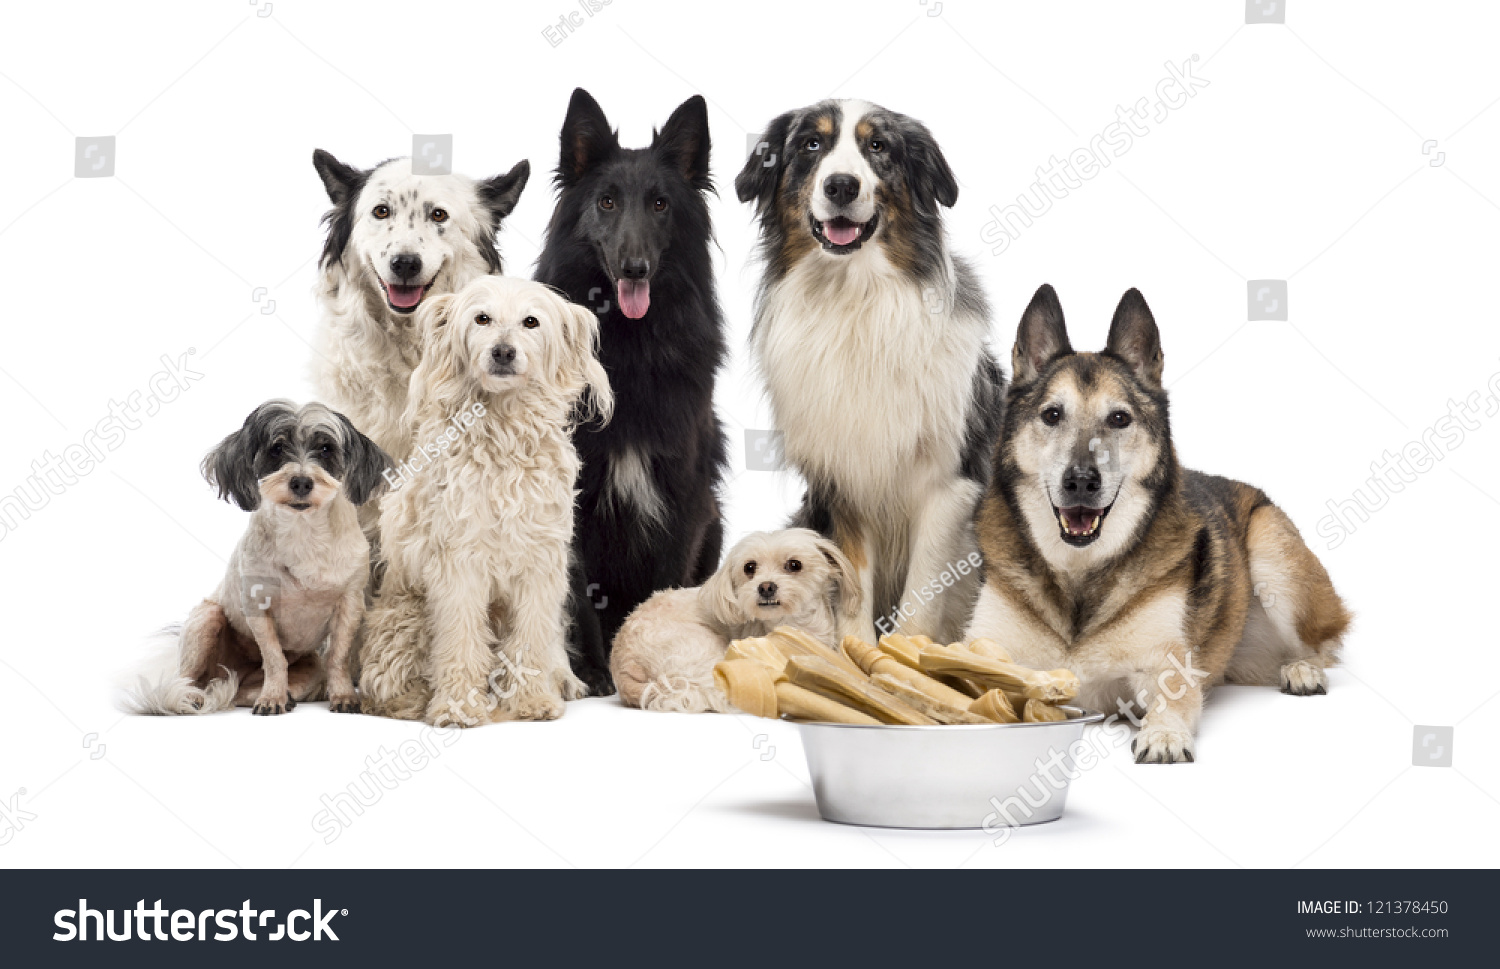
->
[918, 643, 1080, 702]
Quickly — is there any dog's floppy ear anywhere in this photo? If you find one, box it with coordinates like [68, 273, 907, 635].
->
[334, 411, 394, 506]
[557, 88, 618, 187]
[1105, 288, 1164, 388]
[201, 403, 280, 512]
[1012, 284, 1072, 385]
[735, 110, 795, 213]
[408, 292, 463, 402]
[698, 554, 745, 631]
[654, 95, 713, 191]
[903, 121, 959, 217]
[812, 534, 864, 623]
[560, 301, 615, 425]
[478, 159, 531, 227]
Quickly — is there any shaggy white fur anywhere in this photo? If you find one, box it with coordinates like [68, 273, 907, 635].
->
[358, 276, 612, 727]
[610, 529, 860, 713]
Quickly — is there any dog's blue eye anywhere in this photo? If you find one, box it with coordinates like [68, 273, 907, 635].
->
[1041, 407, 1062, 426]
[804, 138, 820, 152]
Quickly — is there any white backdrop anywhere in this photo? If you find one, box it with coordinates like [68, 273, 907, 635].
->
[2, 0, 1497, 868]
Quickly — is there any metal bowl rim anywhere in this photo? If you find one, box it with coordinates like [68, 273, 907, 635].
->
[792, 707, 1107, 731]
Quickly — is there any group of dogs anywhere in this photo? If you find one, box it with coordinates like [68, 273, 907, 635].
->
[129, 90, 1350, 764]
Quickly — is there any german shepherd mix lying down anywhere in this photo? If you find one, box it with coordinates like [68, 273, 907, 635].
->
[966, 285, 1350, 763]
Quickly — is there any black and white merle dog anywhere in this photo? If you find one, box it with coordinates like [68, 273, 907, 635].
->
[311, 150, 530, 465]
[535, 88, 728, 695]
[736, 99, 1005, 644]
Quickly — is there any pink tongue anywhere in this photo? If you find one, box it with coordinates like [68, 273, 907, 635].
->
[617, 279, 650, 319]
[387, 283, 423, 309]
[824, 220, 862, 246]
[1061, 507, 1095, 533]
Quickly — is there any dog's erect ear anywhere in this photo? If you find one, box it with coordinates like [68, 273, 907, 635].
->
[334, 411, 394, 506]
[312, 149, 366, 206]
[812, 534, 864, 623]
[1105, 288, 1164, 388]
[698, 555, 745, 632]
[557, 88, 618, 187]
[735, 111, 795, 213]
[478, 159, 531, 227]
[561, 301, 614, 425]
[201, 404, 277, 512]
[1012, 284, 1072, 385]
[314, 150, 369, 270]
[903, 121, 959, 217]
[653, 95, 713, 191]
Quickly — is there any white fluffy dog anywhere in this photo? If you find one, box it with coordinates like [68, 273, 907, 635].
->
[610, 529, 860, 713]
[358, 276, 612, 726]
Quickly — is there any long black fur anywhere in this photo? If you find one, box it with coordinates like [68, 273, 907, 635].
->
[535, 88, 729, 695]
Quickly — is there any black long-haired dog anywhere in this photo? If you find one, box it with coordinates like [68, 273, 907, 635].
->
[535, 88, 728, 695]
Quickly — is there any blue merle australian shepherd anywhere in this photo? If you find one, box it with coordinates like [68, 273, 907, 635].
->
[536, 88, 728, 694]
[736, 99, 1005, 644]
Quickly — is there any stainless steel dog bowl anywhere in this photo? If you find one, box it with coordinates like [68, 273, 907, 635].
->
[797, 708, 1106, 829]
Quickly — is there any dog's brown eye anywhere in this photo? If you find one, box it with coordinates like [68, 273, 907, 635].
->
[654, 197, 668, 212]
[269, 443, 284, 458]
[785, 559, 802, 572]
[599, 195, 614, 211]
[1041, 407, 1063, 426]
[1107, 410, 1132, 429]
[523, 316, 539, 329]
[372, 204, 390, 219]
[869, 139, 884, 152]
[475, 313, 491, 325]
[431, 207, 448, 223]
[743, 562, 757, 577]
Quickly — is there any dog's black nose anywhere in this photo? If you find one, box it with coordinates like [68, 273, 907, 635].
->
[288, 475, 315, 498]
[822, 174, 860, 206]
[1061, 466, 1102, 497]
[758, 581, 778, 598]
[389, 252, 423, 281]
[491, 344, 517, 364]
[621, 258, 650, 280]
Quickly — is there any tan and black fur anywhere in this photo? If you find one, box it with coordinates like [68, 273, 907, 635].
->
[966, 285, 1350, 763]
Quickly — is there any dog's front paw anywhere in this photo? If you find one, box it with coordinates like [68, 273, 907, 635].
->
[252, 693, 292, 716]
[328, 693, 361, 714]
[1280, 660, 1327, 696]
[425, 691, 496, 728]
[1132, 725, 1195, 764]
[503, 691, 566, 722]
[560, 669, 594, 701]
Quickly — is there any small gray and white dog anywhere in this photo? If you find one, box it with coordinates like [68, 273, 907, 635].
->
[125, 400, 392, 716]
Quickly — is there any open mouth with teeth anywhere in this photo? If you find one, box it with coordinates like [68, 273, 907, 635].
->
[377, 277, 434, 313]
[1054, 503, 1112, 546]
[810, 212, 877, 252]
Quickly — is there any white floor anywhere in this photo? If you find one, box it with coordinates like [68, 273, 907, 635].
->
[3, 665, 1494, 868]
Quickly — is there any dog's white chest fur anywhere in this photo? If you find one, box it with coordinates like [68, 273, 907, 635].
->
[757, 249, 984, 508]
[603, 445, 665, 525]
